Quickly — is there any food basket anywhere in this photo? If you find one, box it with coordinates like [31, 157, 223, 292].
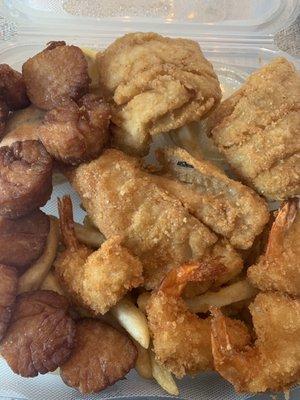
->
[0, 1, 299, 399]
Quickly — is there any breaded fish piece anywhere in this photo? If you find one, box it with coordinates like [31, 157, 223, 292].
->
[207, 57, 300, 200]
[211, 292, 300, 393]
[68, 149, 244, 290]
[155, 147, 269, 250]
[54, 196, 143, 314]
[248, 199, 300, 296]
[98, 32, 221, 155]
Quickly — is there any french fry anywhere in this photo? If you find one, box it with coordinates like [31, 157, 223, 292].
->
[137, 291, 151, 314]
[186, 279, 257, 314]
[18, 219, 59, 293]
[74, 222, 105, 248]
[134, 340, 152, 379]
[40, 270, 65, 295]
[150, 351, 179, 396]
[110, 298, 150, 349]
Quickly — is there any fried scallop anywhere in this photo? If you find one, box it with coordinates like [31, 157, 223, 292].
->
[248, 199, 300, 296]
[98, 32, 221, 155]
[38, 94, 111, 165]
[0, 140, 53, 218]
[155, 147, 269, 250]
[0, 64, 29, 110]
[0, 210, 50, 275]
[0, 100, 9, 138]
[1, 290, 75, 377]
[211, 292, 300, 393]
[22, 41, 90, 110]
[207, 57, 300, 200]
[0, 105, 45, 147]
[60, 319, 137, 394]
[0, 264, 18, 340]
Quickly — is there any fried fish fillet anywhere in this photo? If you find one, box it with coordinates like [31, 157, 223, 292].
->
[248, 199, 300, 296]
[207, 57, 300, 200]
[155, 147, 269, 249]
[97, 32, 221, 155]
[68, 149, 243, 290]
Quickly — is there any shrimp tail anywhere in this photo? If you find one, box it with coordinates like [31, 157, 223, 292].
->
[159, 261, 226, 298]
[58, 195, 79, 249]
[266, 198, 299, 258]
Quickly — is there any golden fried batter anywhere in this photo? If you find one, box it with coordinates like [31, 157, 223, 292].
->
[155, 147, 269, 249]
[98, 32, 221, 155]
[147, 262, 223, 378]
[38, 94, 110, 165]
[22, 41, 90, 110]
[208, 57, 300, 200]
[68, 149, 220, 289]
[211, 292, 300, 393]
[248, 199, 300, 296]
[54, 196, 143, 314]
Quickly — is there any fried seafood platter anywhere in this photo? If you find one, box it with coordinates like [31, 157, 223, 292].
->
[0, 33, 299, 398]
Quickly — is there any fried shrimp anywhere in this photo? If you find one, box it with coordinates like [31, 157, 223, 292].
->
[248, 199, 300, 296]
[1, 290, 75, 377]
[98, 32, 221, 155]
[60, 319, 137, 394]
[38, 94, 111, 165]
[0, 264, 18, 340]
[54, 196, 143, 314]
[0, 64, 29, 110]
[147, 262, 225, 378]
[0, 140, 53, 218]
[211, 292, 300, 393]
[0, 210, 50, 274]
[22, 41, 90, 110]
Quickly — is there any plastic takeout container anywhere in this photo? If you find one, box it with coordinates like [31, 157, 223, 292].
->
[0, 1, 299, 399]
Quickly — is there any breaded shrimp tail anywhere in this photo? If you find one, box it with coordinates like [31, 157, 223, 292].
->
[147, 261, 225, 378]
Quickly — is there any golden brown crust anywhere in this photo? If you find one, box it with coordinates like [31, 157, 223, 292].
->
[0, 264, 18, 340]
[248, 199, 300, 296]
[98, 32, 221, 155]
[0, 140, 53, 218]
[60, 319, 137, 393]
[147, 262, 225, 378]
[0, 210, 50, 274]
[68, 149, 219, 290]
[1, 290, 75, 377]
[22, 42, 90, 110]
[156, 147, 269, 250]
[211, 292, 300, 392]
[38, 94, 111, 165]
[208, 57, 300, 200]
